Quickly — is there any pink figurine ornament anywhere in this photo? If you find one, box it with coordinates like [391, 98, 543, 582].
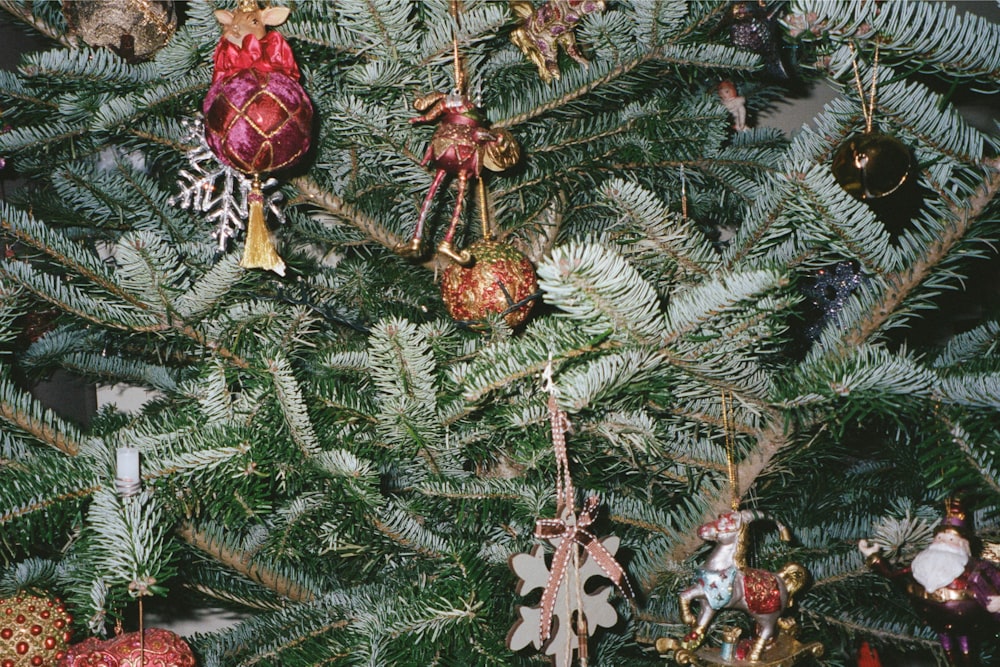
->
[718, 80, 747, 132]
[397, 90, 519, 265]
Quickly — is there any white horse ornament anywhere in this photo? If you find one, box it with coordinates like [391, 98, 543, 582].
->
[678, 509, 807, 662]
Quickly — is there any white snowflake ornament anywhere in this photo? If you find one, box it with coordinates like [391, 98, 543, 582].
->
[507, 534, 622, 667]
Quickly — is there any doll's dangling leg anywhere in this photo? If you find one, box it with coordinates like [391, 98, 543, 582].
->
[437, 171, 472, 265]
[398, 168, 448, 259]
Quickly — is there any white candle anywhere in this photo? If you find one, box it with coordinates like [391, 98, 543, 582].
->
[116, 447, 140, 483]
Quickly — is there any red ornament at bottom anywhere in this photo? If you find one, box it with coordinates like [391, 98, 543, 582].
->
[59, 628, 196, 667]
[440, 240, 538, 328]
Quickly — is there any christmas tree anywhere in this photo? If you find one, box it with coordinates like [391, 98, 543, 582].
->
[2, 1, 999, 665]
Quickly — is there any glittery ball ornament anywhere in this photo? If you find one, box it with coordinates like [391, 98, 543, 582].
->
[831, 133, 912, 200]
[726, 2, 787, 78]
[63, 0, 177, 63]
[0, 594, 72, 667]
[440, 240, 538, 328]
[203, 68, 312, 175]
[59, 628, 196, 667]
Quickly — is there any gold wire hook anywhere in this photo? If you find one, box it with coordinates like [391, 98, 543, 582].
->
[680, 164, 688, 219]
[722, 389, 739, 511]
[451, 0, 465, 92]
[849, 41, 880, 134]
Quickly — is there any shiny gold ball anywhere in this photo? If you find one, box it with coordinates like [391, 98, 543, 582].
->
[831, 132, 912, 200]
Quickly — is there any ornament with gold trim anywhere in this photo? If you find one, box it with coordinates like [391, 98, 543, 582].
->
[60, 627, 196, 667]
[0, 593, 72, 667]
[509, 0, 606, 84]
[831, 131, 912, 201]
[396, 3, 519, 266]
[202, 0, 313, 275]
[656, 394, 822, 666]
[399, 90, 519, 266]
[831, 43, 913, 202]
[63, 0, 177, 63]
[440, 237, 538, 329]
[859, 497, 1000, 667]
[655, 509, 822, 666]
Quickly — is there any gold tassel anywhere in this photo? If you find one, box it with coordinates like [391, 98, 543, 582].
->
[241, 178, 286, 276]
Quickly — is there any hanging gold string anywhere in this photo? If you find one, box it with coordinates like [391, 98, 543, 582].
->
[478, 177, 492, 241]
[721, 389, 739, 511]
[139, 597, 145, 667]
[680, 164, 688, 219]
[849, 41, 880, 134]
[451, 0, 465, 92]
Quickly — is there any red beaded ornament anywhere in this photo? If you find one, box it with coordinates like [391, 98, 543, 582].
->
[60, 628, 196, 667]
[0, 594, 72, 667]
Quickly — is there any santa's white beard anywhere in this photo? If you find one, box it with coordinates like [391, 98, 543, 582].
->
[911, 541, 969, 593]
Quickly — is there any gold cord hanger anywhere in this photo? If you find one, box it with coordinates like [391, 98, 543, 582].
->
[848, 41, 880, 134]
[722, 389, 739, 511]
[451, 0, 465, 93]
[478, 177, 493, 241]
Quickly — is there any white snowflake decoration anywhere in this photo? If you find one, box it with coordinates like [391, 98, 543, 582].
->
[170, 117, 285, 252]
[507, 535, 621, 667]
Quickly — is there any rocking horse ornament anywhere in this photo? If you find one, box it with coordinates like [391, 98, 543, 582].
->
[657, 509, 822, 666]
[657, 393, 823, 666]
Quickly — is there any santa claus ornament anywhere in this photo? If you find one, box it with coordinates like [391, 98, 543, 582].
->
[860, 497, 1000, 667]
[202, 0, 313, 275]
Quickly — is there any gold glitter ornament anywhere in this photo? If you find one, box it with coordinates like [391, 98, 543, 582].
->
[63, 0, 177, 63]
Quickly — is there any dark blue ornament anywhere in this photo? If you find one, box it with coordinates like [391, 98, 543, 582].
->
[802, 260, 865, 340]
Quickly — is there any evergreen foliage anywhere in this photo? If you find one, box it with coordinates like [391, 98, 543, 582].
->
[1, 1, 999, 665]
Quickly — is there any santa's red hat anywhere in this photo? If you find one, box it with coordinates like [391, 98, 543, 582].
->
[935, 497, 974, 541]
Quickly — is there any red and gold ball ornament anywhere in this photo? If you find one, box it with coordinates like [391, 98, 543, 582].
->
[440, 240, 538, 328]
[60, 628, 196, 667]
[202, 0, 313, 275]
[0, 594, 72, 667]
[203, 67, 312, 175]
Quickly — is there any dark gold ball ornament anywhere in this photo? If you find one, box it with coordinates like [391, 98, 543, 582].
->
[831, 133, 912, 200]
[63, 0, 177, 63]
